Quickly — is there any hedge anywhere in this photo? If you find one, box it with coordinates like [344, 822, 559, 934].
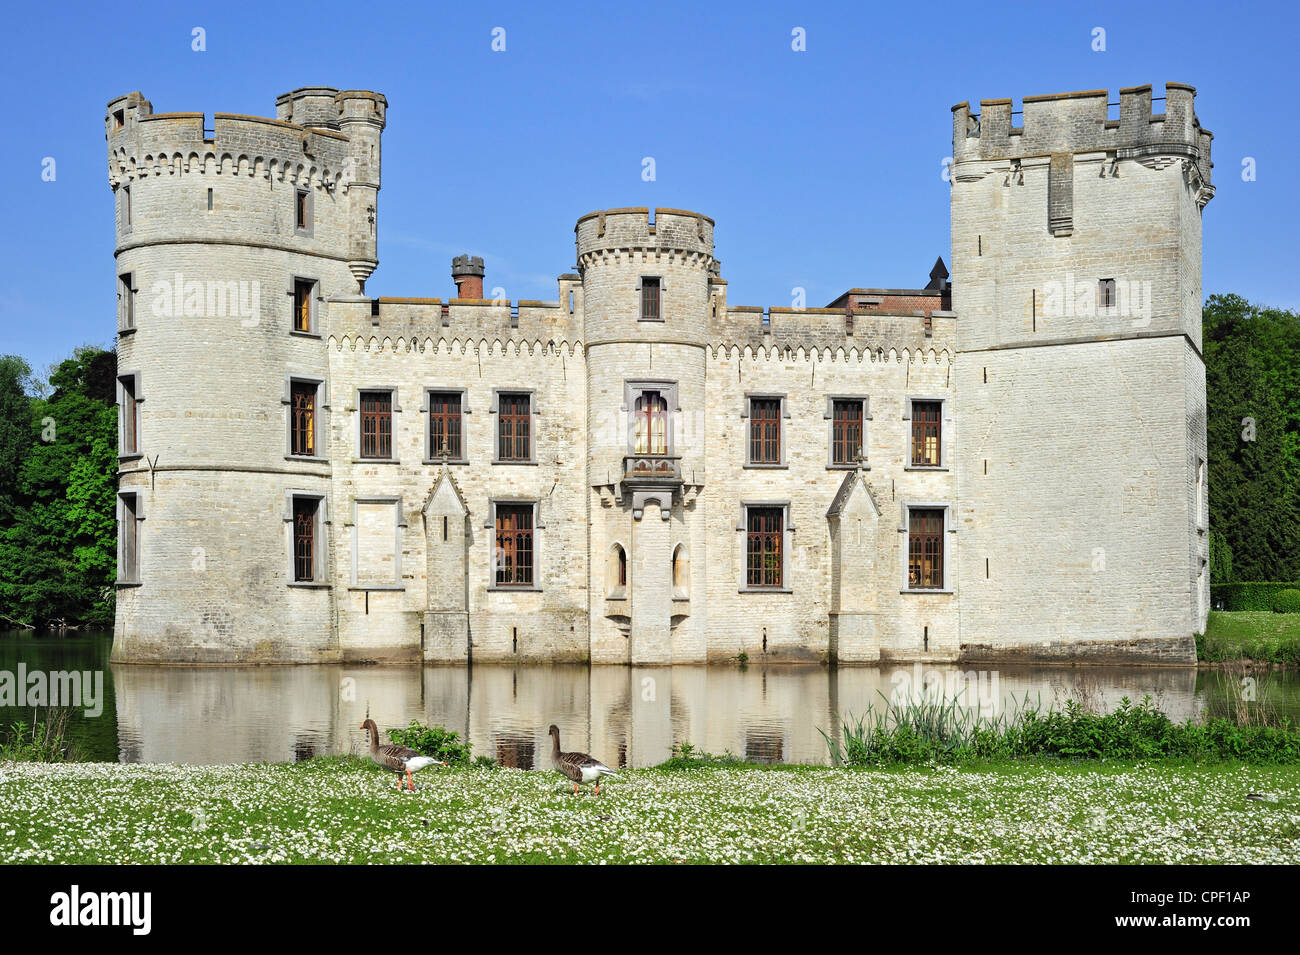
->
[1273, 589, 1300, 614]
[1212, 581, 1300, 612]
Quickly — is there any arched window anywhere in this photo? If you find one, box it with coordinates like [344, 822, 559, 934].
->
[608, 543, 628, 597]
[633, 391, 668, 455]
[671, 543, 689, 598]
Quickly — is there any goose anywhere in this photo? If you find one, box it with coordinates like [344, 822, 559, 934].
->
[361, 719, 447, 791]
[549, 724, 617, 795]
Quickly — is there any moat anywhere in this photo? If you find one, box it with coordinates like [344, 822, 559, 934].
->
[3, 631, 1296, 766]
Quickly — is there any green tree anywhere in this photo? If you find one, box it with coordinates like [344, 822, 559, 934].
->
[1208, 529, 1233, 585]
[0, 346, 117, 627]
[1203, 294, 1300, 582]
[0, 356, 34, 524]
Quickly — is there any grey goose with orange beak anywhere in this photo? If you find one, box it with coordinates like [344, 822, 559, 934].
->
[361, 718, 447, 791]
[549, 724, 618, 794]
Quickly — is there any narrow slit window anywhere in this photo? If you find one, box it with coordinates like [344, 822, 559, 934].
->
[295, 189, 309, 231]
[118, 493, 140, 583]
[119, 375, 139, 455]
[122, 185, 131, 227]
[119, 273, 135, 330]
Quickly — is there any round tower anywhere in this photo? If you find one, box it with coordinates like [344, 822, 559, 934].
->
[106, 87, 385, 662]
[576, 207, 715, 664]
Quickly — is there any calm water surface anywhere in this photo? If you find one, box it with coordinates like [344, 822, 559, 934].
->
[2, 631, 1296, 766]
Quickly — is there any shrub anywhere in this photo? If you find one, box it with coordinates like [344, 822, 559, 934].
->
[385, 721, 473, 766]
[824, 694, 1300, 766]
[0, 709, 74, 762]
[658, 741, 739, 769]
[1212, 581, 1300, 611]
[1271, 589, 1300, 614]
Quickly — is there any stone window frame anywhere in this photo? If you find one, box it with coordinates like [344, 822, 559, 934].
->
[120, 184, 132, 233]
[288, 275, 322, 337]
[284, 490, 330, 588]
[606, 540, 628, 600]
[115, 491, 144, 587]
[348, 495, 406, 591]
[825, 395, 872, 469]
[671, 542, 690, 600]
[489, 388, 538, 465]
[116, 371, 143, 461]
[903, 395, 951, 471]
[421, 387, 471, 465]
[282, 374, 329, 461]
[1195, 456, 1207, 532]
[742, 393, 791, 469]
[736, 500, 795, 594]
[898, 501, 956, 594]
[637, 274, 666, 322]
[294, 187, 314, 237]
[484, 497, 545, 592]
[352, 386, 402, 464]
[1098, 277, 1118, 310]
[117, 272, 137, 334]
[621, 379, 680, 456]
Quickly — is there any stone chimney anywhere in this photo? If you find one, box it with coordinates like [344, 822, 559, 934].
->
[451, 254, 485, 300]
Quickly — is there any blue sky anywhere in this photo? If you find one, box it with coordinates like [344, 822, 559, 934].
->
[1, 0, 1295, 373]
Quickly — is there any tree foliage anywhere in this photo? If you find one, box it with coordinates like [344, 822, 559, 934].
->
[1203, 294, 1300, 583]
[0, 347, 118, 627]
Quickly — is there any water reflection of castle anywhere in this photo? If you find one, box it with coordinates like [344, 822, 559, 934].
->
[111, 664, 1209, 766]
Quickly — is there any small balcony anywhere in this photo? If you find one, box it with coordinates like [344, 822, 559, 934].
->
[622, 454, 681, 483]
[621, 455, 682, 521]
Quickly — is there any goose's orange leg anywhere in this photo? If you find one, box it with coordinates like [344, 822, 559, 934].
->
[573, 782, 578, 794]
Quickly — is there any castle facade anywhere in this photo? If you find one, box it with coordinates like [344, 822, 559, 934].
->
[106, 84, 1214, 665]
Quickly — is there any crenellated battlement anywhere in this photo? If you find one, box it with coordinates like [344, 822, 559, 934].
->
[106, 89, 383, 191]
[575, 207, 715, 263]
[713, 305, 953, 357]
[952, 82, 1212, 183]
[274, 87, 388, 129]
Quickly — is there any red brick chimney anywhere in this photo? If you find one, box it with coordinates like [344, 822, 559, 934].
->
[451, 254, 485, 300]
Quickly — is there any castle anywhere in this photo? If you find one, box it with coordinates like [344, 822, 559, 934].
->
[106, 84, 1214, 665]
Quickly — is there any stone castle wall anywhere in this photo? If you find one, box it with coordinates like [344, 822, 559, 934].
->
[109, 83, 1213, 666]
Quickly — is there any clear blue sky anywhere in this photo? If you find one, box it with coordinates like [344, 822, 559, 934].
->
[1, 0, 1295, 373]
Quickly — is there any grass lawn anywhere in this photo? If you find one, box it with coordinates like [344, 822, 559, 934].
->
[1, 757, 1297, 864]
[1200, 611, 1300, 664]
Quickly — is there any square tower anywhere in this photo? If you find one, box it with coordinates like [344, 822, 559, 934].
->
[950, 84, 1214, 662]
